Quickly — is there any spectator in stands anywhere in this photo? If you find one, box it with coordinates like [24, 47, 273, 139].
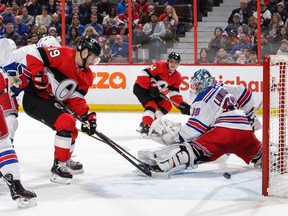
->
[224, 13, 248, 41]
[266, 12, 284, 51]
[85, 14, 104, 36]
[97, 0, 112, 23]
[274, 25, 288, 48]
[276, 39, 288, 55]
[11, 0, 20, 16]
[231, 25, 250, 44]
[214, 47, 235, 64]
[236, 45, 251, 64]
[67, 15, 85, 36]
[253, 33, 273, 61]
[66, 0, 76, 15]
[227, 0, 253, 25]
[247, 0, 256, 12]
[106, 25, 121, 36]
[1, 5, 15, 25]
[37, 25, 47, 39]
[116, 0, 128, 16]
[35, 6, 52, 28]
[48, 26, 61, 44]
[47, 0, 58, 15]
[82, 25, 99, 39]
[110, 34, 129, 57]
[253, 0, 272, 31]
[118, 5, 140, 27]
[98, 36, 111, 63]
[198, 48, 213, 64]
[28, 33, 39, 44]
[143, 12, 166, 60]
[267, 0, 278, 14]
[66, 26, 79, 47]
[132, 23, 151, 62]
[208, 27, 223, 50]
[139, 4, 154, 24]
[13, 15, 29, 42]
[247, 15, 257, 38]
[229, 32, 253, 60]
[276, 2, 288, 22]
[219, 31, 233, 53]
[248, 50, 259, 64]
[134, 0, 149, 18]
[0, 1, 5, 14]
[78, 0, 92, 26]
[90, 4, 103, 24]
[102, 6, 124, 35]
[49, 13, 62, 36]
[25, 0, 42, 17]
[65, 5, 81, 26]
[0, 15, 5, 35]
[3, 22, 22, 46]
[158, 4, 178, 40]
[20, 6, 34, 29]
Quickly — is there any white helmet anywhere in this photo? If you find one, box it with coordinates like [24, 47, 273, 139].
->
[7, 38, 17, 51]
[37, 36, 61, 47]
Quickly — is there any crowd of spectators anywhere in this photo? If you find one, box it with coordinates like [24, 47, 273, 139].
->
[202, 0, 288, 64]
[0, 0, 198, 63]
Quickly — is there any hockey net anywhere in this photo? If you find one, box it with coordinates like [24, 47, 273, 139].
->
[263, 55, 288, 197]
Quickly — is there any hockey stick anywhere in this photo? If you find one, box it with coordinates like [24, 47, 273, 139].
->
[159, 93, 188, 109]
[47, 92, 160, 177]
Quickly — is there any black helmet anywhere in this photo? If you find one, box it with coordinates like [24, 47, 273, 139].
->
[167, 52, 181, 63]
[77, 37, 101, 57]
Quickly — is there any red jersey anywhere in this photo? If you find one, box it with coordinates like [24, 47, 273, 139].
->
[135, 61, 185, 107]
[26, 47, 94, 117]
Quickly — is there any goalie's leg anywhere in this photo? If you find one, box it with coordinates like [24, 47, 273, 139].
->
[138, 143, 196, 176]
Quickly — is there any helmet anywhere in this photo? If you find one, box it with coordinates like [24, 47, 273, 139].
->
[167, 52, 181, 63]
[190, 69, 214, 94]
[7, 39, 17, 51]
[77, 37, 101, 57]
[37, 36, 61, 47]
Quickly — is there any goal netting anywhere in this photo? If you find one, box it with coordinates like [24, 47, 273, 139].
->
[263, 55, 288, 197]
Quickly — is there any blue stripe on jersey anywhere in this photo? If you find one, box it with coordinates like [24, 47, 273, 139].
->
[193, 84, 220, 103]
[186, 118, 208, 134]
[237, 88, 252, 107]
[215, 115, 250, 125]
[0, 149, 18, 169]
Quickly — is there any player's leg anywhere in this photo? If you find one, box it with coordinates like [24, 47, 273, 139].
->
[0, 106, 36, 207]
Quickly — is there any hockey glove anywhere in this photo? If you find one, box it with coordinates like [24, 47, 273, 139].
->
[32, 72, 48, 90]
[10, 74, 29, 97]
[81, 112, 97, 135]
[179, 103, 191, 115]
[149, 82, 160, 98]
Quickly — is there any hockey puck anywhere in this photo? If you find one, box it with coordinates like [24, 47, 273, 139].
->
[223, 172, 231, 179]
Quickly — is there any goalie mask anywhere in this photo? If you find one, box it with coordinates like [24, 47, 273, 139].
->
[190, 69, 214, 95]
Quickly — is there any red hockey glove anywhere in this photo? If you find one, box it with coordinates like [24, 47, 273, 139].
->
[81, 112, 97, 135]
[32, 72, 48, 90]
[179, 103, 191, 115]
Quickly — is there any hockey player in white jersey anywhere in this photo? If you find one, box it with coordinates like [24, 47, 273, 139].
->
[138, 69, 262, 176]
[0, 70, 37, 208]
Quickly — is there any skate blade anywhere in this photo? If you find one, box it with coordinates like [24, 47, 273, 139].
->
[50, 174, 72, 185]
[133, 169, 171, 179]
[16, 197, 37, 208]
[67, 168, 84, 175]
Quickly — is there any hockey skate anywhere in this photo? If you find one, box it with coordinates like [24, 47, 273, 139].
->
[50, 159, 73, 185]
[137, 122, 157, 138]
[251, 155, 262, 169]
[66, 159, 84, 175]
[0, 173, 37, 208]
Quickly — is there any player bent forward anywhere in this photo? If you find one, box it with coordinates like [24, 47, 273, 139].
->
[137, 69, 262, 176]
[22, 37, 101, 184]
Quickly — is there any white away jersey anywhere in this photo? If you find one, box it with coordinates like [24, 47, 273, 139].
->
[180, 83, 252, 142]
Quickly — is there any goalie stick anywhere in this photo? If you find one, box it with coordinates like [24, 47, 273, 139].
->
[46, 91, 168, 178]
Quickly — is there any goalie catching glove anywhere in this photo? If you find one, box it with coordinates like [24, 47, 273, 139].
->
[81, 112, 97, 135]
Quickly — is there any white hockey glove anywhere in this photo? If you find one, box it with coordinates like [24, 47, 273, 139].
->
[247, 110, 262, 131]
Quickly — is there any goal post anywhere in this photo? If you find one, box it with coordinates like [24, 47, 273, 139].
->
[263, 55, 288, 197]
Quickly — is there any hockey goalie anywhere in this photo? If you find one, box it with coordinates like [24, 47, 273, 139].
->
[137, 69, 263, 177]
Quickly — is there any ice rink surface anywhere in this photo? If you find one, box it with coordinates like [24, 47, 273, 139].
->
[1, 112, 288, 216]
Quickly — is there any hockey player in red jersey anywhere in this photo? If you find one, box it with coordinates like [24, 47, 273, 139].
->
[22, 37, 101, 184]
[133, 52, 191, 137]
[0, 72, 37, 208]
[137, 69, 262, 177]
